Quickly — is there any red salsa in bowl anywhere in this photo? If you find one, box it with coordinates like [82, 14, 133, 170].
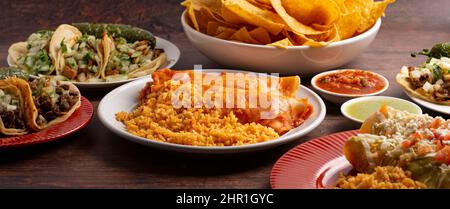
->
[314, 70, 387, 95]
[311, 69, 389, 104]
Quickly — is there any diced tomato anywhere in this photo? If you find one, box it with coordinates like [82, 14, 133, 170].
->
[402, 140, 413, 149]
[429, 119, 442, 129]
[435, 146, 450, 164]
[417, 145, 432, 156]
[62, 66, 77, 80]
[379, 105, 390, 117]
[435, 140, 445, 151]
[444, 134, 450, 141]
[410, 132, 423, 140]
[433, 131, 441, 140]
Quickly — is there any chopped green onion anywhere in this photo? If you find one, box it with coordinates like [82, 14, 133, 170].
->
[83, 51, 94, 62]
[432, 64, 442, 82]
[131, 51, 142, 58]
[60, 38, 68, 53]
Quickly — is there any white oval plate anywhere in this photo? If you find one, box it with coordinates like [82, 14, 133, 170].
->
[98, 69, 326, 154]
[404, 90, 450, 115]
[7, 36, 180, 89]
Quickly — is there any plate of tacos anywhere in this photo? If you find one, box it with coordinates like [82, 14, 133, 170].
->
[7, 23, 180, 89]
[0, 67, 93, 148]
[272, 105, 450, 189]
[397, 42, 450, 114]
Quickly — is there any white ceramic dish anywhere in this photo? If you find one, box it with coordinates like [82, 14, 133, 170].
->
[181, 11, 381, 76]
[98, 69, 326, 154]
[7, 36, 180, 89]
[341, 96, 422, 123]
[404, 90, 450, 115]
[311, 69, 389, 104]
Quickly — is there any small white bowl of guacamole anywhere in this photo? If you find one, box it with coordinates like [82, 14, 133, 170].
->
[341, 96, 422, 123]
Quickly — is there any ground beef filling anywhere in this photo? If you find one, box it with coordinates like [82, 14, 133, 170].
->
[0, 106, 25, 129]
[29, 79, 79, 125]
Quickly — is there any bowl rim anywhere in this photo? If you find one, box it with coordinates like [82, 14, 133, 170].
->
[180, 10, 382, 50]
[340, 96, 423, 123]
[310, 69, 390, 98]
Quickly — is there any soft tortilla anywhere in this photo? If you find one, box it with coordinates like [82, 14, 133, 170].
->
[7, 42, 28, 68]
[100, 34, 115, 79]
[396, 66, 450, 105]
[22, 79, 81, 131]
[127, 52, 167, 79]
[50, 24, 82, 74]
[101, 35, 167, 80]
[0, 78, 31, 135]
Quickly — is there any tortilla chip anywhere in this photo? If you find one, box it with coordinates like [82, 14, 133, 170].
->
[335, 12, 360, 40]
[230, 27, 260, 44]
[311, 23, 334, 31]
[364, 0, 395, 32]
[207, 21, 220, 36]
[187, 4, 200, 31]
[249, 27, 272, 44]
[181, 0, 394, 46]
[345, 0, 395, 33]
[188, 0, 223, 14]
[331, 0, 348, 13]
[270, 0, 326, 35]
[280, 0, 341, 26]
[267, 38, 293, 48]
[215, 26, 238, 39]
[221, 0, 285, 35]
[247, 0, 273, 10]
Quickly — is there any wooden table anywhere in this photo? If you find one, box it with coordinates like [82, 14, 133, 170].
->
[0, 0, 449, 189]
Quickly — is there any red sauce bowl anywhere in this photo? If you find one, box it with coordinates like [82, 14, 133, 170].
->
[311, 69, 389, 104]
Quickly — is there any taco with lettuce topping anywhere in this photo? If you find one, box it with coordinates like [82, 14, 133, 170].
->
[7, 23, 167, 83]
[8, 30, 56, 75]
[57, 31, 106, 82]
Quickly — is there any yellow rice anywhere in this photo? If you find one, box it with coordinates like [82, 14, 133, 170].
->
[336, 166, 427, 189]
[116, 80, 279, 146]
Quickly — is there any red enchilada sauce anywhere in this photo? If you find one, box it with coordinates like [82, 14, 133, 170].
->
[316, 70, 385, 95]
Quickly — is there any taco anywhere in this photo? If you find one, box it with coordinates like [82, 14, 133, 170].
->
[0, 78, 31, 135]
[344, 105, 450, 188]
[73, 23, 166, 82]
[8, 23, 166, 83]
[8, 30, 56, 75]
[397, 57, 450, 105]
[24, 77, 81, 130]
[50, 24, 109, 82]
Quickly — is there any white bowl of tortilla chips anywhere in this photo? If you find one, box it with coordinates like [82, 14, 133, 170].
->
[181, 0, 393, 76]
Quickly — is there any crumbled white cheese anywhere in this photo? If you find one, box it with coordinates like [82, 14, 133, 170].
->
[423, 82, 434, 92]
[411, 70, 422, 78]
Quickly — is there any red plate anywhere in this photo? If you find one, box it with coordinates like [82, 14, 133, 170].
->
[0, 96, 93, 148]
[270, 130, 358, 189]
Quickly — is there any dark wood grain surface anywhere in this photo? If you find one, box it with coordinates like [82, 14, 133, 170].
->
[0, 0, 449, 188]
